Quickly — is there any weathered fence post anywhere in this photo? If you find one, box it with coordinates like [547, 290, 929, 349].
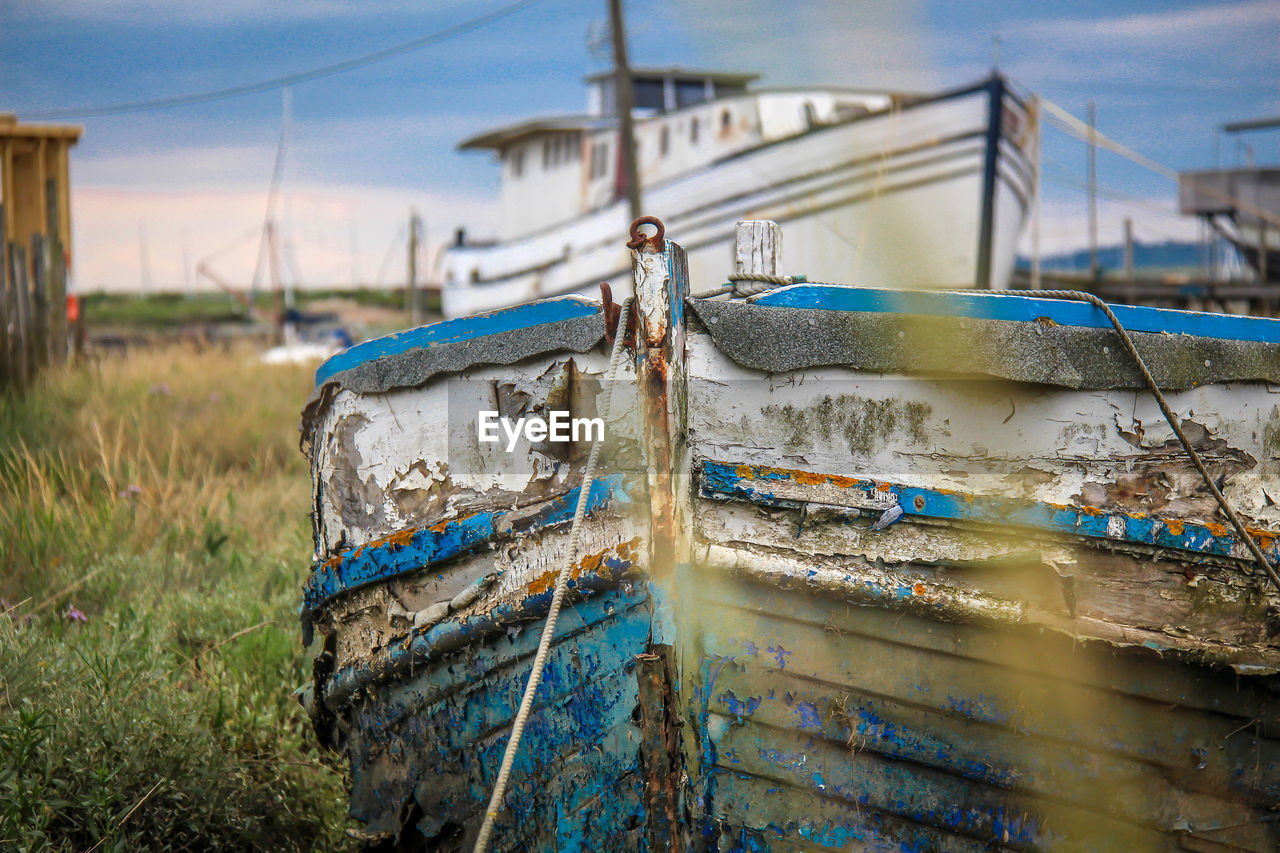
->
[46, 177, 67, 363]
[10, 243, 30, 392]
[0, 203, 8, 389]
[734, 219, 782, 281]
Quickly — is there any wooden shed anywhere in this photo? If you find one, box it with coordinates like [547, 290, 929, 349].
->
[1, 114, 82, 390]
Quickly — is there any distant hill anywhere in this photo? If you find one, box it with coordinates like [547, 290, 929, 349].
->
[1016, 241, 1204, 274]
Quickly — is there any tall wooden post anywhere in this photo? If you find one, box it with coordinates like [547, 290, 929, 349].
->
[406, 207, 421, 326]
[11, 244, 30, 392]
[608, 0, 642, 222]
[1123, 217, 1134, 282]
[31, 233, 48, 370]
[46, 171, 67, 363]
[1087, 99, 1099, 280]
[0, 204, 8, 388]
[1030, 97, 1042, 290]
[1260, 220, 1269, 285]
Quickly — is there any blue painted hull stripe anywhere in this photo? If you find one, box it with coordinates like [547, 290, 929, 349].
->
[751, 285, 1280, 344]
[324, 564, 646, 706]
[314, 295, 600, 386]
[302, 473, 631, 614]
[701, 460, 1280, 565]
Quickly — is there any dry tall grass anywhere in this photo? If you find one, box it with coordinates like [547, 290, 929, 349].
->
[0, 344, 353, 851]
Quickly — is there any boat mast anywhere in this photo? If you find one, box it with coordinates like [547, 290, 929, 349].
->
[608, 0, 642, 221]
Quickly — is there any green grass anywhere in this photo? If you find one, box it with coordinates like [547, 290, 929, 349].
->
[83, 292, 254, 328]
[0, 347, 354, 851]
[83, 288, 440, 330]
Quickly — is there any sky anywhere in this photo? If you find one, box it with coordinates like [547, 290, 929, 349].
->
[1, 0, 1278, 292]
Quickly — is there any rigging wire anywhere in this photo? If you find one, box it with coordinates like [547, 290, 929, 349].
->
[23, 0, 548, 120]
[1039, 96, 1280, 230]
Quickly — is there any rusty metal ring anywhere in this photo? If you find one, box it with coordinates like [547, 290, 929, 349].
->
[626, 215, 665, 252]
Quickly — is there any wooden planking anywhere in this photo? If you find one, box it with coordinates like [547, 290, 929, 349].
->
[705, 662, 1266, 841]
[686, 566, 1280, 851]
[712, 774, 1000, 852]
[341, 588, 652, 848]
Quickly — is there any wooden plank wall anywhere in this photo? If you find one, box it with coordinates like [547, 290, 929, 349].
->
[0, 117, 81, 393]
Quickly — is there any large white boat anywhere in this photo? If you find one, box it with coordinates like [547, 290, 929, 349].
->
[442, 67, 1037, 318]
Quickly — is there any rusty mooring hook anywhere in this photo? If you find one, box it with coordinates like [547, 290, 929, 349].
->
[626, 215, 665, 253]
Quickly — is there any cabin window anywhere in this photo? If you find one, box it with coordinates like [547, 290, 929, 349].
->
[510, 148, 524, 178]
[675, 80, 706, 109]
[633, 78, 665, 112]
[690, 118, 699, 144]
[659, 125, 669, 157]
[543, 139, 551, 169]
[590, 141, 609, 179]
[721, 109, 732, 131]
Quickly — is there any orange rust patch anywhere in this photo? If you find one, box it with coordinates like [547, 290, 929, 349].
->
[384, 527, 418, 547]
[523, 537, 643, 596]
[1203, 522, 1228, 538]
[324, 507, 494, 568]
[913, 582, 927, 596]
[1165, 519, 1185, 536]
[735, 464, 756, 480]
[876, 483, 893, 492]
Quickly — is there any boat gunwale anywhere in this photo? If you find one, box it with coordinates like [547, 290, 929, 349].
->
[320, 551, 647, 709]
[700, 460, 1280, 568]
[748, 284, 1280, 344]
[301, 471, 635, 617]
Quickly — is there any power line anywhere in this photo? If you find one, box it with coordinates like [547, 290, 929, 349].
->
[23, 0, 547, 120]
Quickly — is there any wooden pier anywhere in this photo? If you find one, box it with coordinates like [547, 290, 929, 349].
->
[1011, 268, 1279, 316]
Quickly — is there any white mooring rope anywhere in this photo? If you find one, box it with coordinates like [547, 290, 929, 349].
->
[472, 297, 634, 852]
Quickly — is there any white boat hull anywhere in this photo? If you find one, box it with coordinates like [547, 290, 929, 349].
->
[443, 80, 1034, 318]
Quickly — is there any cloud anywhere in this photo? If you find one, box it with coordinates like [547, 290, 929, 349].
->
[994, 0, 1280, 88]
[1019, 0, 1280, 45]
[662, 0, 940, 91]
[6, 0, 474, 26]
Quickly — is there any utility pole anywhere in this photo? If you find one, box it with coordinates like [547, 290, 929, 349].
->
[608, 0, 642, 222]
[406, 207, 421, 326]
[1123, 217, 1134, 281]
[1087, 99, 1099, 279]
[1030, 97, 1042, 290]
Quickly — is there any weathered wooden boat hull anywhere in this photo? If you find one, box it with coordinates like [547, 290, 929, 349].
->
[333, 583, 654, 849]
[302, 226, 1280, 850]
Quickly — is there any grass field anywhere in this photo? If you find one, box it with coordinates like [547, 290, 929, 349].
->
[83, 288, 435, 330]
[0, 346, 354, 851]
